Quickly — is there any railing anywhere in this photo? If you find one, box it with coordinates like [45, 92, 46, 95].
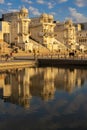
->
[33, 53, 87, 60]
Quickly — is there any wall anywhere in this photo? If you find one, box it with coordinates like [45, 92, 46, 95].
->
[30, 24, 43, 44]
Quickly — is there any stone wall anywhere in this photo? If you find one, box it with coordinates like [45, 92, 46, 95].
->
[30, 24, 43, 44]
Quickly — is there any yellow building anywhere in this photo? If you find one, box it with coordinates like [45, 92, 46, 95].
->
[29, 13, 55, 51]
[1, 7, 87, 53]
[2, 7, 31, 51]
[54, 19, 77, 50]
[0, 21, 10, 43]
[76, 30, 87, 51]
[74, 23, 87, 51]
[0, 31, 3, 41]
[30, 14, 55, 45]
[30, 13, 67, 52]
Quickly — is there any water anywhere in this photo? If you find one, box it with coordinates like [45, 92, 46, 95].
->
[0, 67, 87, 129]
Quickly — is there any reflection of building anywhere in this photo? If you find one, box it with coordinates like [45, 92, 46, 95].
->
[30, 68, 56, 101]
[0, 73, 12, 99]
[42, 68, 56, 101]
[54, 68, 85, 93]
[0, 69, 32, 108]
[0, 67, 87, 108]
[12, 69, 32, 108]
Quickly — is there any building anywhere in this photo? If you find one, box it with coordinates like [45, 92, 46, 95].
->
[0, 7, 87, 53]
[30, 13, 56, 51]
[30, 14, 55, 45]
[76, 30, 87, 51]
[0, 21, 10, 42]
[30, 13, 67, 52]
[75, 23, 87, 51]
[0, 31, 3, 41]
[1, 7, 31, 51]
[54, 19, 77, 50]
[0, 21, 10, 52]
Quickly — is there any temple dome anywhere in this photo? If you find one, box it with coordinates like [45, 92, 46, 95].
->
[41, 13, 48, 18]
[48, 15, 53, 19]
[65, 19, 72, 25]
[20, 7, 28, 14]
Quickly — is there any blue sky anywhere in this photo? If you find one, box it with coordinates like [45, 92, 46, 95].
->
[0, 0, 87, 23]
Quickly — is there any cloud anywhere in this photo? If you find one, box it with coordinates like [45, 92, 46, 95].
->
[36, 0, 44, 4]
[7, 3, 12, 6]
[58, 0, 68, 3]
[0, 8, 18, 17]
[75, 0, 87, 7]
[8, 9, 19, 13]
[47, 2, 55, 9]
[50, 12, 56, 16]
[0, 0, 4, 4]
[69, 7, 87, 22]
[0, 9, 5, 15]
[22, 0, 33, 4]
[29, 6, 41, 16]
[37, 0, 55, 9]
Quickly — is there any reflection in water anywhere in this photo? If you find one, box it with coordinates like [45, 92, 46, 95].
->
[0, 67, 86, 108]
[0, 67, 87, 128]
[54, 68, 85, 93]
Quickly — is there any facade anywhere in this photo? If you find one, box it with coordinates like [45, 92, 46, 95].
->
[76, 30, 87, 51]
[54, 20, 77, 50]
[2, 7, 31, 51]
[54, 22, 64, 44]
[0, 21, 10, 42]
[0, 31, 3, 41]
[30, 14, 67, 52]
[77, 30, 87, 45]
[75, 23, 87, 51]
[0, 7, 87, 53]
[0, 21, 10, 52]
[30, 13, 56, 51]
[76, 22, 87, 30]
[30, 14, 55, 46]
[74, 23, 81, 31]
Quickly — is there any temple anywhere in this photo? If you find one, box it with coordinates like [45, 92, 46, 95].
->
[0, 7, 87, 53]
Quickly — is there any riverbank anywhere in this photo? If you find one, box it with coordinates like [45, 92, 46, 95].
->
[1, 56, 87, 71]
[0, 60, 35, 70]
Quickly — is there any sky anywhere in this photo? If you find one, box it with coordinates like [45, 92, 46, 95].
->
[0, 0, 87, 23]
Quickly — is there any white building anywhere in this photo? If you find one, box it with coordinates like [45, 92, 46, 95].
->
[2, 7, 31, 51]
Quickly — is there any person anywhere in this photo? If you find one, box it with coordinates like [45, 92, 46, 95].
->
[10, 52, 13, 57]
[5, 54, 9, 61]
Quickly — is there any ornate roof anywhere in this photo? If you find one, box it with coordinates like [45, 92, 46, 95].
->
[65, 19, 72, 25]
[20, 7, 28, 14]
[40, 13, 48, 18]
[48, 15, 53, 19]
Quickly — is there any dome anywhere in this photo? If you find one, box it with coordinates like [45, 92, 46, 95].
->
[65, 19, 72, 24]
[20, 7, 28, 14]
[48, 14, 53, 19]
[41, 13, 48, 18]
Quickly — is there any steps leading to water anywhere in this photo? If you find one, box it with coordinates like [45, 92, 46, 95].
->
[0, 60, 35, 70]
